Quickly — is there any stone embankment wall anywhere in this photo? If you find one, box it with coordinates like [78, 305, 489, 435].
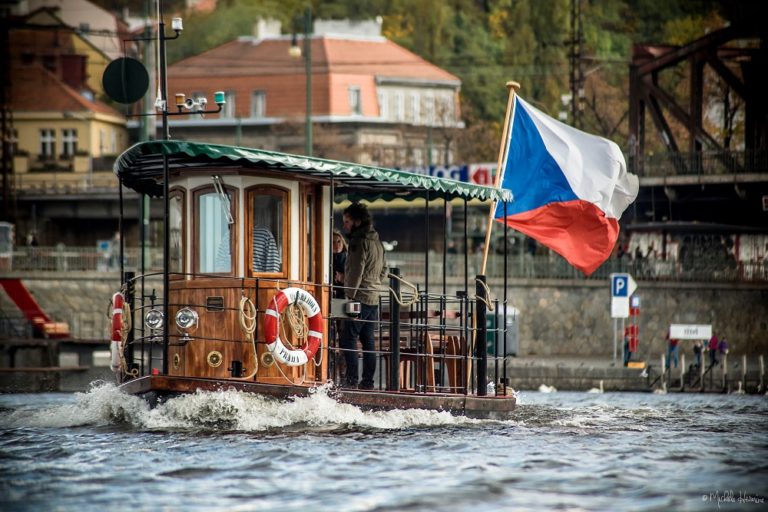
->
[4, 274, 768, 359]
[482, 278, 768, 358]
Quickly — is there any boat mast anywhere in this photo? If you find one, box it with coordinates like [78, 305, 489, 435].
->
[158, 0, 170, 374]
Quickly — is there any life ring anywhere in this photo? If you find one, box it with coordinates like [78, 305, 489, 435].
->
[110, 291, 124, 373]
[264, 287, 323, 366]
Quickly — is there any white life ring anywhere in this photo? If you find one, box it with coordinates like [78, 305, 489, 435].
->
[264, 287, 323, 366]
[110, 291, 124, 373]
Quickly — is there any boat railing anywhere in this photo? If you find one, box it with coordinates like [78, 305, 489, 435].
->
[121, 271, 511, 395]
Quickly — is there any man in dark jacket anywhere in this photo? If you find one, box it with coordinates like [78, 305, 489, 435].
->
[341, 202, 387, 389]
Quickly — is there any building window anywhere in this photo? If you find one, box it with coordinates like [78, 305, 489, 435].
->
[437, 96, 453, 126]
[251, 90, 266, 118]
[378, 91, 387, 119]
[110, 129, 116, 154]
[413, 147, 424, 166]
[348, 86, 362, 116]
[39, 129, 55, 159]
[393, 91, 404, 122]
[221, 91, 236, 118]
[425, 93, 435, 126]
[409, 92, 420, 124]
[61, 129, 78, 157]
[10, 129, 18, 155]
[99, 129, 106, 155]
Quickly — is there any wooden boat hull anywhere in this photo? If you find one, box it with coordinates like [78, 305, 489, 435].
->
[120, 376, 516, 420]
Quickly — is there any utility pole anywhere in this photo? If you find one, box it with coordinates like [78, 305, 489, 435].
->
[569, 0, 584, 129]
[304, 7, 312, 157]
[0, 17, 12, 222]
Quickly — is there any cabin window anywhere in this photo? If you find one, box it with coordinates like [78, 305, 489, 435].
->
[169, 189, 185, 274]
[194, 185, 237, 274]
[246, 185, 288, 276]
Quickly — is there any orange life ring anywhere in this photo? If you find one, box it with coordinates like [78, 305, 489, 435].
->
[264, 287, 323, 366]
[110, 291, 124, 372]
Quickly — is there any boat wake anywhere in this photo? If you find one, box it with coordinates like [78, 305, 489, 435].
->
[1, 382, 485, 432]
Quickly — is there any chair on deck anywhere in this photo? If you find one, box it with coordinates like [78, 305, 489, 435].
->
[382, 332, 435, 391]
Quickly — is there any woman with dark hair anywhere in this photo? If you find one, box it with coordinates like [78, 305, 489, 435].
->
[332, 230, 347, 299]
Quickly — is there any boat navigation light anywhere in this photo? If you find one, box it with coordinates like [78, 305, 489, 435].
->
[175, 308, 199, 332]
[145, 309, 164, 330]
[213, 91, 226, 106]
[172, 18, 183, 32]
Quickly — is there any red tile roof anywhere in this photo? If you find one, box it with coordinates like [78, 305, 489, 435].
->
[10, 65, 124, 118]
[172, 35, 458, 82]
[168, 35, 459, 119]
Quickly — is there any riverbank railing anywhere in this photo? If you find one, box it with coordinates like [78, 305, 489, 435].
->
[3, 247, 767, 283]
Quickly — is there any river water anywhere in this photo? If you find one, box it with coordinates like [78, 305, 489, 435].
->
[0, 384, 765, 512]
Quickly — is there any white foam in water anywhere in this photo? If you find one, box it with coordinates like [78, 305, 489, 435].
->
[3, 382, 483, 431]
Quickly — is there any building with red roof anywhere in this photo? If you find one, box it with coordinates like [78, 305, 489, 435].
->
[163, 20, 463, 167]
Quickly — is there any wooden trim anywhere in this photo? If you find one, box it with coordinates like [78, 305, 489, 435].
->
[191, 183, 239, 276]
[244, 184, 290, 278]
[298, 183, 325, 285]
[312, 185, 325, 285]
[169, 187, 185, 279]
[299, 184, 308, 282]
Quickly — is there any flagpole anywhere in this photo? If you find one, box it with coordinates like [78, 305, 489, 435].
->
[480, 81, 520, 275]
[469, 81, 519, 393]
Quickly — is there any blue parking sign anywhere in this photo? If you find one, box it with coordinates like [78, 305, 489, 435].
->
[612, 275, 628, 297]
[610, 273, 637, 298]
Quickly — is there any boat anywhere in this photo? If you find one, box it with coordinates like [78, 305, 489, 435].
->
[110, 140, 517, 419]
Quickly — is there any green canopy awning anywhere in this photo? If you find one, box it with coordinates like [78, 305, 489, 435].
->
[114, 140, 512, 202]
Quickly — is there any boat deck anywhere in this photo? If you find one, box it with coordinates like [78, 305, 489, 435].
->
[121, 375, 516, 420]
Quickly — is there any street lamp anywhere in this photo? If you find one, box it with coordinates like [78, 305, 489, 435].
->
[290, 8, 312, 157]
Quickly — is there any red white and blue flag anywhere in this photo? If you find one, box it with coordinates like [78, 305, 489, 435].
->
[494, 95, 639, 275]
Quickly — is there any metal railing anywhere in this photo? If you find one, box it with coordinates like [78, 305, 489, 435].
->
[635, 149, 768, 177]
[2, 247, 766, 283]
[388, 251, 768, 283]
[1, 246, 164, 272]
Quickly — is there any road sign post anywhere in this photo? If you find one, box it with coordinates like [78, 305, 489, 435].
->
[610, 273, 637, 364]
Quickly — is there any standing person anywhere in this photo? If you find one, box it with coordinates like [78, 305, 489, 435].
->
[332, 230, 347, 299]
[708, 332, 719, 367]
[719, 336, 729, 361]
[693, 340, 703, 369]
[666, 331, 679, 369]
[340, 203, 387, 390]
[252, 225, 280, 272]
[623, 327, 632, 366]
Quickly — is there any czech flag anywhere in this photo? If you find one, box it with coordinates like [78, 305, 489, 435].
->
[494, 96, 639, 275]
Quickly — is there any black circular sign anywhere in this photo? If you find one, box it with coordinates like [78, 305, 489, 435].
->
[102, 57, 150, 104]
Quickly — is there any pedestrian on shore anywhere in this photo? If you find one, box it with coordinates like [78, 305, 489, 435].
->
[666, 331, 679, 369]
[693, 340, 703, 369]
[623, 328, 632, 366]
[708, 333, 719, 367]
[719, 336, 729, 360]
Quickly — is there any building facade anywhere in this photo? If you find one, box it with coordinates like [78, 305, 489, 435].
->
[160, 19, 463, 167]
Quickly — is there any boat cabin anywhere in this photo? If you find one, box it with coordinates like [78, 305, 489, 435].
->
[113, 141, 515, 415]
